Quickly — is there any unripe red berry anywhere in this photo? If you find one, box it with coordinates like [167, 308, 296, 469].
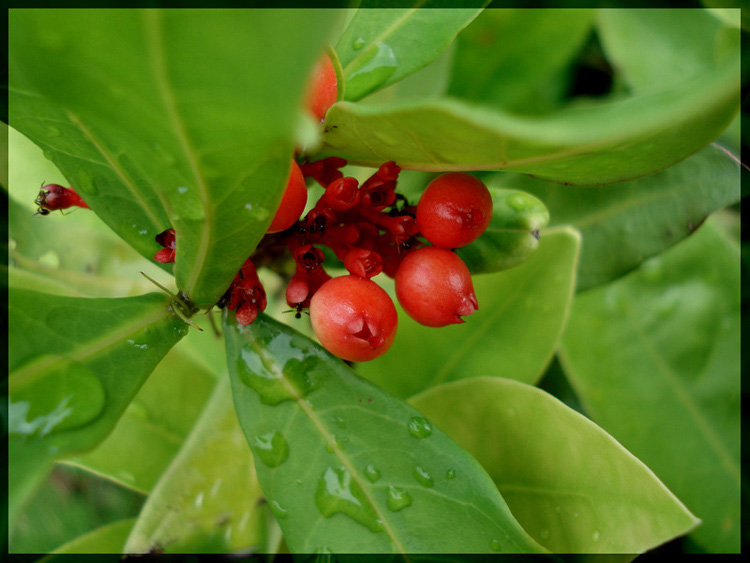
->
[268, 160, 308, 233]
[305, 52, 338, 122]
[416, 173, 492, 248]
[310, 275, 398, 362]
[395, 246, 478, 327]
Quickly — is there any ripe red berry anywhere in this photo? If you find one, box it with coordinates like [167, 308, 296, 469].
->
[416, 173, 492, 249]
[395, 246, 478, 327]
[304, 52, 338, 122]
[267, 160, 308, 233]
[310, 275, 398, 362]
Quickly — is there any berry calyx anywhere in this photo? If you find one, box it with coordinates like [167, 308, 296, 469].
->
[416, 173, 492, 249]
[304, 52, 338, 122]
[310, 275, 398, 362]
[395, 246, 478, 327]
[267, 160, 308, 234]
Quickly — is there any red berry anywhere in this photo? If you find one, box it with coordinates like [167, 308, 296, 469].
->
[267, 160, 308, 233]
[395, 247, 478, 327]
[416, 173, 492, 248]
[305, 52, 338, 122]
[310, 275, 398, 362]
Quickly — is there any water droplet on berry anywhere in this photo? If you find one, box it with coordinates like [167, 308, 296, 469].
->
[413, 466, 434, 488]
[446, 468, 456, 480]
[251, 431, 289, 467]
[364, 464, 381, 483]
[269, 500, 288, 519]
[490, 539, 503, 552]
[407, 416, 432, 439]
[346, 42, 398, 99]
[386, 486, 412, 512]
[237, 344, 326, 405]
[315, 466, 383, 532]
[9, 356, 105, 437]
[353, 36, 366, 50]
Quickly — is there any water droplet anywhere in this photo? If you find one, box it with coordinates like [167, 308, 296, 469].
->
[386, 486, 412, 512]
[346, 42, 398, 99]
[126, 339, 149, 350]
[177, 186, 188, 194]
[446, 468, 456, 480]
[194, 491, 204, 508]
[237, 347, 327, 405]
[46, 125, 61, 137]
[9, 357, 105, 437]
[592, 530, 600, 542]
[153, 144, 176, 165]
[413, 466, 434, 488]
[333, 416, 346, 429]
[315, 466, 383, 533]
[408, 416, 432, 439]
[43, 150, 56, 161]
[314, 546, 333, 554]
[251, 431, 289, 467]
[364, 464, 381, 483]
[75, 168, 98, 195]
[353, 36, 366, 50]
[325, 433, 348, 453]
[489, 539, 503, 552]
[269, 500, 288, 519]
[641, 259, 663, 283]
[540, 528, 550, 540]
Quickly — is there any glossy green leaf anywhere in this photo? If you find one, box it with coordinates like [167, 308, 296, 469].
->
[8, 290, 187, 530]
[485, 143, 741, 291]
[317, 44, 739, 185]
[359, 228, 580, 398]
[449, 9, 594, 113]
[9, 9, 341, 308]
[124, 374, 266, 554]
[225, 313, 546, 554]
[597, 9, 730, 94]
[457, 187, 550, 274]
[411, 378, 700, 553]
[335, 4, 484, 101]
[63, 343, 217, 494]
[559, 219, 740, 552]
[47, 518, 136, 555]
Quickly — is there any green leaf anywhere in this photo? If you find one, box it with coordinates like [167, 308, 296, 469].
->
[411, 377, 700, 553]
[485, 143, 741, 291]
[597, 9, 731, 94]
[317, 47, 739, 185]
[449, 9, 594, 113]
[457, 187, 550, 274]
[63, 343, 217, 494]
[358, 228, 580, 398]
[335, 4, 484, 101]
[224, 313, 546, 554]
[8, 290, 187, 530]
[48, 518, 136, 555]
[124, 373, 266, 554]
[9, 9, 341, 308]
[559, 218, 740, 552]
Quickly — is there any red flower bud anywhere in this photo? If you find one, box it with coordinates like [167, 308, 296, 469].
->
[344, 248, 383, 279]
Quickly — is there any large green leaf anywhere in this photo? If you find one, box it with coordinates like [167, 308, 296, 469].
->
[449, 9, 594, 113]
[358, 228, 580, 398]
[224, 313, 546, 554]
[63, 343, 217, 494]
[559, 219, 740, 552]
[411, 378, 700, 553]
[597, 9, 730, 94]
[485, 143, 741, 291]
[49, 519, 136, 555]
[124, 374, 266, 554]
[8, 290, 187, 531]
[9, 9, 342, 308]
[317, 44, 739, 185]
[335, 3, 484, 101]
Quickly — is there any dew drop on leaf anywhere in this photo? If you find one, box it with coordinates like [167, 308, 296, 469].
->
[407, 416, 432, 439]
[386, 486, 412, 512]
[251, 431, 289, 467]
[269, 500, 288, 519]
[237, 349, 326, 406]
[489, 539, 502, 552]
[346, 42, 398, 98]
[592, 531, 601, 542]
[446, 468, 456, 480]
[413, 466, 434, 488]
[353, 36, 366, 50]
[364, 463, 381, 483]
[315, 466, 383, 533]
